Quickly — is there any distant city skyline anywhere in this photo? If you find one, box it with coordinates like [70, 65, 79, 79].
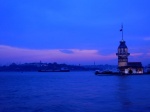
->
[0, 0, 150, 65]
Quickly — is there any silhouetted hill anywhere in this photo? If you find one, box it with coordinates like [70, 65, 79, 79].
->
[0, 62, 119, 72]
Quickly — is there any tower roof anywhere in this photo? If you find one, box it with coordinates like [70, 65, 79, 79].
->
[118, 40, 127, 48]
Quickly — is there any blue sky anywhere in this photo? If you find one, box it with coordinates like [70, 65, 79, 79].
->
[0, 0, 150, 65]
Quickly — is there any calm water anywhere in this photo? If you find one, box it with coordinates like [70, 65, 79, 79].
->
[0, 72, 150, 112]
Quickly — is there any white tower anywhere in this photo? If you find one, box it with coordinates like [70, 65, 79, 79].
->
[116, 25, 130, 73]
[116, 40, 130, 67]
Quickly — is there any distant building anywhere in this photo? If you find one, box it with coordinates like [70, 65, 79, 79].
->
[147, 64, 150, 73]
[116, 40, 143, 74]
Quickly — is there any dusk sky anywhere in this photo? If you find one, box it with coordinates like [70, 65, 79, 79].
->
[0, 0, 150, 65]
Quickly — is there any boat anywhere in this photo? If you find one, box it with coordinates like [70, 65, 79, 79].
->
[95, 70, 113, 75]
[38, 70, 70, 72]
[38, 67, 70, 72]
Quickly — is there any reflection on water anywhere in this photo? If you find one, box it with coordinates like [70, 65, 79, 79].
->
[117, 76, 150, 112]
[0, 72, 150, 112]
[117, 76, 133, 111]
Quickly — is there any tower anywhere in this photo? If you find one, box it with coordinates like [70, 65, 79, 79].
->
[116, 41, 130, 68]
[116, 25, 130, 73]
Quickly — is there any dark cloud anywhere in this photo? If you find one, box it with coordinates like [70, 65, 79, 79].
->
[59, 49, 74, 54]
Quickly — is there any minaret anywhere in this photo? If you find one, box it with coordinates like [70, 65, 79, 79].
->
[116, 25, 130, 73]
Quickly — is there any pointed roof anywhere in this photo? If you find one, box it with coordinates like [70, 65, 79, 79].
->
[118, 40, 127, 48]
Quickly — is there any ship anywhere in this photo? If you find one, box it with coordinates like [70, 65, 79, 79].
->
[38, 67, 70, 72]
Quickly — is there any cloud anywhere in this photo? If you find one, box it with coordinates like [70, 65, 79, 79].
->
[59, 49, 74, 54]
[147, 53, 150, 56]
[0, 45, 116, 65]
[130, 53, 144, 57]
[129, 52, 150, 65]
[144, 37, 150, 41]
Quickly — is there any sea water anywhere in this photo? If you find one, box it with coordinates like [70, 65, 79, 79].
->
[0, 72, 150, 112]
